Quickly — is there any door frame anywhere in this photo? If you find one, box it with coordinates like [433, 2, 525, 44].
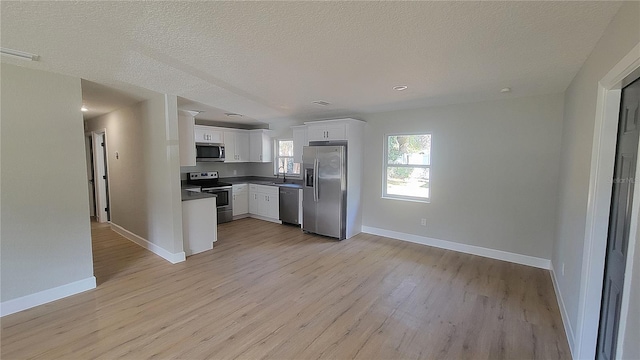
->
[90, 129, 112, 223]
[577, 42, 640, 359]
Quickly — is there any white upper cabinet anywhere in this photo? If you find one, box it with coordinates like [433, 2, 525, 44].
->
[249, 129, 272, 163]
[307, 122, 346, 141]
[292, 125, 308, 164]
[178, 110, 196, 167]
[194, 125, 224, 144]
[223, 130, 237, 162]
[235, 131, 250, 162]
[223, 129, 251, 163]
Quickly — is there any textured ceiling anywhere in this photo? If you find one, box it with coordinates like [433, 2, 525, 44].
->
[1, 1, 623, 124]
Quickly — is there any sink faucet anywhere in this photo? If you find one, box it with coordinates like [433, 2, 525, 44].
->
[278, 166, 287, 183]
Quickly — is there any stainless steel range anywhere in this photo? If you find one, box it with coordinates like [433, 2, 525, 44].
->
[187, 171, 233, 223]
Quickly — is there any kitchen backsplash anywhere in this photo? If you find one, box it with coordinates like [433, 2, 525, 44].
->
[180, 162, 274, 180]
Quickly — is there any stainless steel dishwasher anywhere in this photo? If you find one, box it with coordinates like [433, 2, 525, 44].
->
[279, 187, 300, 225]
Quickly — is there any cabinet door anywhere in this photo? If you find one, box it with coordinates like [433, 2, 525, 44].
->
[194, 125, 224, 144]
[249, 189, 259, 214]
[307, 125, 326, 142]
[224, 131, 237, 162]
[249, 132, 261, 162]
[208, 129, 224, 144]
[325, 124, 346, 140]
[194, 126, 210, 143]
[306, 123, 347, 141]
[257, 193, 267, 217]
[292, 127, 307, 164]
[236, 131, 250, 162]
[249, 131, 271, 162]
[260, 132, 272, 162]
[265, 192, 279, 219]
[178, 112, 196, 166]
[233, 184, 249, 216]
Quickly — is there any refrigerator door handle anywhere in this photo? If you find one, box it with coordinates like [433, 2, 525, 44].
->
[314, 158, 319, 202]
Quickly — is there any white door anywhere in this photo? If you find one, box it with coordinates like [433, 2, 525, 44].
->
[92, 132, 110, 223]
[85, 134, 95, 217]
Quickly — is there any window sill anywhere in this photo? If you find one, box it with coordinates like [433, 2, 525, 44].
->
[381, 196, 430, 204]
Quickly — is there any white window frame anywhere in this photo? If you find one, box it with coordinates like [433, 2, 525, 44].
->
[382, 132, 431, 203]
[274, 138, 301, 177]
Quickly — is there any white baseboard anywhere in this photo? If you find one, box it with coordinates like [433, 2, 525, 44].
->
[0, 276, 96, 317]
[111, 223, 185, 264]
[550, 263, 576, 358]
[361, 226, 551, 269]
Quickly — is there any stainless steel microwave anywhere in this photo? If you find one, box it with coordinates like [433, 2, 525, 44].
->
[196, 143, 225, 162]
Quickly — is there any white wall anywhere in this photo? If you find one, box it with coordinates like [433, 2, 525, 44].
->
[360, 93, 564, 260]
[1, 64, 94, 302]
[552, 1, 640, 354]
[85, 94, 184, 256]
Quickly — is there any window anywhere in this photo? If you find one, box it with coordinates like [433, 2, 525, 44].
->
[384, 133, 431, 202]
[275, 139, 300, 176]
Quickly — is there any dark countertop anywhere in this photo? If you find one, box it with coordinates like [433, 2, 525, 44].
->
[181, 189, 217, 202]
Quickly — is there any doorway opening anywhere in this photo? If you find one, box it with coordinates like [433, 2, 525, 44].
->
[85, 130, 110, 223]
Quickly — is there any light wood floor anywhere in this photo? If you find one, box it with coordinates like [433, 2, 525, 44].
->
[1, 218, 570, 359]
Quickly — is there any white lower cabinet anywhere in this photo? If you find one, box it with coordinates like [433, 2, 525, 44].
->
[182, 197, 217, 256]
[232, 184, 249, 217]
[249, 184, 279, 222]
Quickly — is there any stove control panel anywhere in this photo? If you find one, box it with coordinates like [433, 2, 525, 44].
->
[189, 171, 219, 180]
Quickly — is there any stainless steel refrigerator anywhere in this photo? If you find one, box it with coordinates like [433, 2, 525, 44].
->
[302, 144, 347, 240]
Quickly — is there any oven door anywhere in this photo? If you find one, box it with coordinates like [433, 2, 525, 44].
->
[196, 143, 225, 162]
[204, 188, 231, 208]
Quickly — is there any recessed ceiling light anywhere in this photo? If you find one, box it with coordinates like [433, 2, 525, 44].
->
[225, 113, 243, 117]
[0, 47, 39, 61]
[393, 85, 408, 91]
[81, 106, 88, 112]
[500, 87, 511, 93]
[312, 101, 331, 106]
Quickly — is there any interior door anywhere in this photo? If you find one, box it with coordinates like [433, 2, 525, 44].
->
[596, 77, 640, 360]
[315, 146, 345, 238]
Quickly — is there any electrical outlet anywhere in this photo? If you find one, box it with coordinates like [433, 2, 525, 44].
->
[561, 263, 565, 276]
[233, 169, 237, 175]
[420, 218, 427, 226]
